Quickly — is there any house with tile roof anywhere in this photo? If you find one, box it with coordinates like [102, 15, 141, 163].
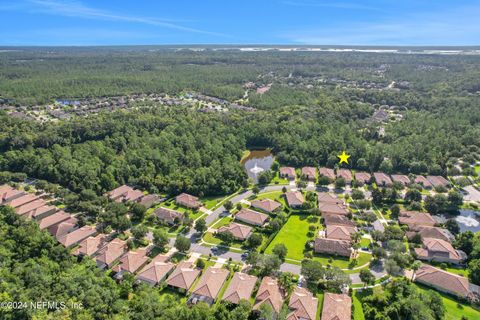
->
[253, 277, 285, 315]
[23, 205, 57, 220]
[0, 185, 25, 205]
[57, 225, 97, 248]
[217, 222, 253, 241]
[222, 272, 257, 305]
[73, 234, 108, 257]
[336, 169, 353, 183]
[426, 176, 450, 188]
[414, 175, 432, 189]
[318, 202, 349, 216]
[319, 168, 336, 181]
[398, 210, 436, 230]
[323, 213, 356, 227]
[113, 247, 149, 279]
[38, 210, 71, 230]
[285, 191, 305, 208]
[96, 238, 127, 269]
[287, 287, 318, 320]
[166, 261, 201, 292]
[415, 237, 466, 265]
[6, 193, 40, 208]
[314, 238, 352, 257]
[48, 217, 78, 238]
[138, 194, 161, 208]
[325, 225, 357, 241]
[15, 199, 46, 216]
[136, 255, 175, 286]
[373, 172, 393, 187]
[235, 208, 269, 226]
[250, 198, 282, 213]
[413, 264, 480, 302]
[175, 193, 202, 209]
[301, 167, 316, 181]
[280, 167, 296, 180]
[190, 267, 229, 305]
[106, 185, 144, 203]
[406, 226, 454, 243]
[317, 192, 343, 205]
[154, 207, 184, 225]
[355, 172, 372, 185]
[391, 174, 411, 186]
[321, 293, 351, 320]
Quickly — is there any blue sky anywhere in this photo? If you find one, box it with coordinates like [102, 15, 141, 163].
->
[0, 0, 479, 46]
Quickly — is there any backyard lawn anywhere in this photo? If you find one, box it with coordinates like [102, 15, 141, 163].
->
[312, 252, 372, 272]
[415, 284, 480, 320]
[203, 232, 243, 249]
[160, 201, 204, 219]
[211, 215, 233, 229]
[254, 191, 287, 207]
[353, 291, 365, 320]
[265, 214, 314, 260]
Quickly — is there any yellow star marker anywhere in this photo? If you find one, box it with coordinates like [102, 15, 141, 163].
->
[337, 151, 350, 164]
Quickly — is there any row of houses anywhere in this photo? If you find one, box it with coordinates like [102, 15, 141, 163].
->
[398, 210, 467, 265]
[314, 192, 357, 258]
[105, 184, 161, 208]
[279, 166, 450, 188]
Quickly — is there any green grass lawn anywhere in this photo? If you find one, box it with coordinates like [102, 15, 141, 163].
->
[353, 291, 366, 320]
[265, 214, 314, 260]
[201, 196, 225, 210]
[203, 232, 243, 249]
[254, 191, 287, 207]
[270, 172, 290, 185]
[415, 284, 480, 320]
[312, 252, 372, 272]
[360, 237, 371, 248]
[316, 292, 324, 320]
[212, 215, 233, 229]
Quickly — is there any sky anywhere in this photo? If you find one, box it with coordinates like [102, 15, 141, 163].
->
[0, 0, 479, 46]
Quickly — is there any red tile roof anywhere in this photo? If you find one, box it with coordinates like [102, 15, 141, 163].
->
[250, 198, 282, 212]
[318, 202, 349, 216]
[235, 208, 269, 226]
[287, 287, 318, 320]
[48, 217, 78, 238]
[414, 175, 432, 188]
[6, 193, 40, 208]
[314, 238, 352, 257]
[38, 210, 71, 230]
[96, 238, 127, 267]
[106, 185, 144, 202]
[154, 207, 184, 224]
[337, 169, 353, 182]
[319, 168, 336, 180]
[15, 199, 46, 216]
[222, 272, 257, 304]
[426, 176, 450, 188]
[373, 172, 393, 186]
[414, 264, 475, 298]
[280, 167, 296, 179]
[355, 172, 371, 184]
[326, 225, 356, 241]
[391, 174, 411, 185]
[57, 225, 97, 247]
[73, 234, 107, 256]
[218, 222, 253, 241]
[302, 167, 316, 180]
[137, 255, 175, 285]
[192, 267, 229, 300]
[112, 248, 149, 274]
[166, 261, 201, 290]
[321, 293, 351, 320]
[254, 277, 285, 314]
[398, 211, 436, 230]
[323, 213, 356, 227]
[175, 193, 202, 209]
[285, 191, 305, 207]
[317, 192, 343, 205]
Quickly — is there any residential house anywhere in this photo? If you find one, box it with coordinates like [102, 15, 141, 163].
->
[38, 210, 71, 230]
[57, 225, 97, 248]
[373, 172, 393, 187]
[73, 234, 108, 257]
[427, 176, 450, 188]
[285, 191, 305, 208]
[250, 199, 282, 213]
[325, 225, 357, 241]
[154, 207, 184, 225]
[415, 238, 466, 265]
[217, 222, 253, 241]
[314, 238, 352, 257]
[301, 167, 316, 181]
[413, 264, 480, 301]
[6, 193, 40, 208]
[235, 208, 269, 226]
[48, 217, 78, 238]
[166, 261, 201, 292]
[321, 293, 352, 320]
[391, 174, 411, 186]
[113, 247, 150, 279]
[106, 185, 144, 203]
[15, 199, 46, 216]
[355, 172, 371, 185]
[319, 168, 336, 181]
[253, 277, 285, 315]
[138, 194, 161, 208]
[318, 202, 349, 216]
[0, 185, 25, 205]
[398, 210, 436, 230]
[190, 267, 229, 305]
[222, 272, 257, 305]
[96, 238, 128, 269]
[175, 193, 202, 209]
[136, 255, 174, 286]
[372, 220, 385, 233]
[23, 205, 57, 220]
[414, 175, 432, 189]
[406, 226, 454, 243]
[287, 287, 318, 320]
[280, 167, 296, 180]
[317, 192, 344, 205]
[336, 169, 353, 183]
[323, 213, 356, 227]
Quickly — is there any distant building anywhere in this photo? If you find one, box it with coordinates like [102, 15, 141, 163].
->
[154, 207, 184, 225]
[301, 167, 316, 181]
[319, 167, 336, 181]
[280, 167, 296, 180]
[175, 193, 202, 209]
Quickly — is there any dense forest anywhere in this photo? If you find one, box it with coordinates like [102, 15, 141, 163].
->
[0, 47, 479, 197]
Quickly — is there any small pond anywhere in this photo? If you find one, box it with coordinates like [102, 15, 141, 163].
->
[241, 149, 274, 183]
[438, 209, 480, 233]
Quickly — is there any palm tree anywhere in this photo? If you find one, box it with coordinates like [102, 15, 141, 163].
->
[278, 272, 296, 297]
